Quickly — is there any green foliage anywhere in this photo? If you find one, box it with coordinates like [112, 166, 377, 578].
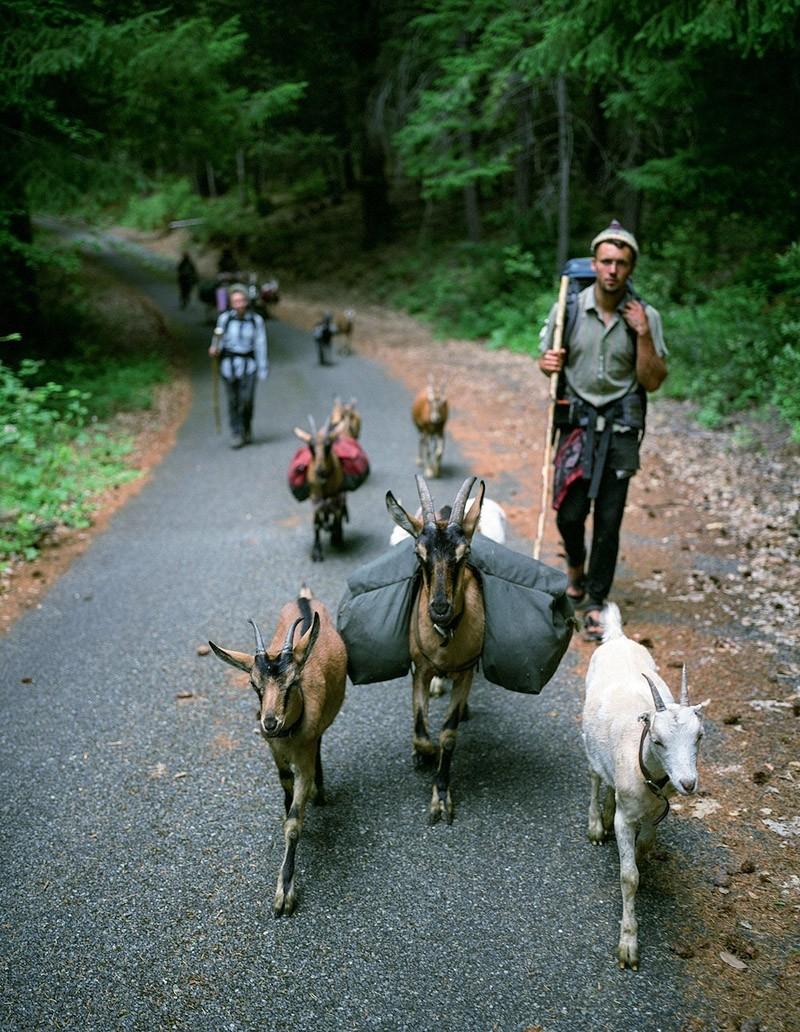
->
[382, 240, 549, 345]
[0, 360, 137, 562]
[647, 277, 800, 437]
[121, 179, 198, 232]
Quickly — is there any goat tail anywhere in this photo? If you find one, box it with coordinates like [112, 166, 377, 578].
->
[601, 602, 625, 643]
[298, 583, 314, 634]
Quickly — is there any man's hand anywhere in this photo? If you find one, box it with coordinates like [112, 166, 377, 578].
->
[208, 344, 220, 357]
[538, 348, 565, 375]
[622, 300, 650, 337]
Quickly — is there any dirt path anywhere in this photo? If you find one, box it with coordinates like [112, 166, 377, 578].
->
[4, 238, 797, 1031]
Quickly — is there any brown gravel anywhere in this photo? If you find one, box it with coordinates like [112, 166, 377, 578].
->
[3, 236, 797, 1031]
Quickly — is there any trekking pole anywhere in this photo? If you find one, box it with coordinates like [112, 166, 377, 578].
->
[533, 274, 569, 560]
[212, 328, 222, 433]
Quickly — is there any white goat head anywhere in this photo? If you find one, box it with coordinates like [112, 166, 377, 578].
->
[641, 668, 707, 796]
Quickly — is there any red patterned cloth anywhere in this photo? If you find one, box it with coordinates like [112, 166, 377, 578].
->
[552, 428, 585, 511]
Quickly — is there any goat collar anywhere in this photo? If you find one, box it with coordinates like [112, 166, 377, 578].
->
[411, 591, 480, 677]
[638, 714, 670, 826]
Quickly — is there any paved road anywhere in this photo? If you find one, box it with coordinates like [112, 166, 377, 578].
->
[1, 236, 712, 1031]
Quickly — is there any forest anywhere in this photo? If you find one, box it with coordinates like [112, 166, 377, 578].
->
[2, 0, 799, 437]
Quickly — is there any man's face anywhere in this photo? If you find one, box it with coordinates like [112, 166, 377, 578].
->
[592, 243, 634, 295]
[230, 291, 248, 316]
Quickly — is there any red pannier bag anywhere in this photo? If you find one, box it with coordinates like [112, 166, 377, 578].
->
[287, 438, 370, 502]
[288, 446, 312, 501]
[334, 436, 370, 492]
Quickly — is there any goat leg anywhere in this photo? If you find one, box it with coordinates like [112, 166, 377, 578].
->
[429, 672, 472, 824]
[274, 761, 313, 918]
[311, 516, 323, 562]
[277, 764, 294, 816]
[614, 806, 640, 969]
[411, 668, 435, 769]
[587, 771, 606, 844]
[313, 737, 325, 806]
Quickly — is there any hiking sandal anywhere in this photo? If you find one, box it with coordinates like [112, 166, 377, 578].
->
[583, 608, 604, 642]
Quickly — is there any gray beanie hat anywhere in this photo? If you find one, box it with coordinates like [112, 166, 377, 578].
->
[591, 219, 639, 258]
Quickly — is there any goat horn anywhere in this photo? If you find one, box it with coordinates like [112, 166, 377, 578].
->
[308, 414, 317, 436]
[415, 474, 436, 526]
[248, 618, 266, 656]
[449, 476, 477, 526]
[282, 616, 304, 656]
[679, 663, 689, 705]
[642, 673, 666, 712]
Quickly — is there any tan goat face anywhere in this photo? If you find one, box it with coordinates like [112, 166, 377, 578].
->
[209, 615, 320, 738]
[386, 476, 484, 631]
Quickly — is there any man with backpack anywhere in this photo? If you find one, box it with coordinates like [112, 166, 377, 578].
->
[209, 284, 268, 448]
[538, 220, 668, 640]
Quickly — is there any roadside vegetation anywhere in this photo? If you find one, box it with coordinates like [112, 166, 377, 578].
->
[0, 253, 173, 566]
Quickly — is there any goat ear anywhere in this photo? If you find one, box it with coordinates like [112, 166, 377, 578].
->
[461, 480, 485, 539]
[386, 491, 422, 537]
[293, 611, 320, 666]
[694, 698, 711, 712]
[208, 641, 254, 673]
[294, 427, 312, 443]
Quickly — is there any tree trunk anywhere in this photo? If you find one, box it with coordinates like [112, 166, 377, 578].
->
[236, 148, 246, 205]
[514, 84, 534, 217]
[556, 74, 571, 271]
[459, 120, 482, 242]
[206, 160, 217, 199]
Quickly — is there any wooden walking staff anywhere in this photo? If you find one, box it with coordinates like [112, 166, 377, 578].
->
[533, 274, 569, 560]
[211, 326, 222, 432]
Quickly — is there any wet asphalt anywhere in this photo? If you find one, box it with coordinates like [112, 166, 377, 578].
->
[0, 234, 715, 1031]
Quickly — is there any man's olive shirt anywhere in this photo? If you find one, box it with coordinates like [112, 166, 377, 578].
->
[539, 285, 667, 409]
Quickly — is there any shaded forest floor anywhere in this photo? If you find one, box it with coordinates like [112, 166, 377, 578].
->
[2, 229, 798, 1031]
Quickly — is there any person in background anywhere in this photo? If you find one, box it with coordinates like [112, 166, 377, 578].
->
[538, 220, 668, 640]
[313, 311, 336, 366]
[176, 252, 198, 309]
[209, 284, 268, 449]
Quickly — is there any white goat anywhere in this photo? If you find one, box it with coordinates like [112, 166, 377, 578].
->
[582, 602, 708, 970]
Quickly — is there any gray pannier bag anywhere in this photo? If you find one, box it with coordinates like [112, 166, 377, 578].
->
[337, 536, 574, 692]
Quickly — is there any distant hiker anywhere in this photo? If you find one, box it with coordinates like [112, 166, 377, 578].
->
[218, 247, 238, 276]
[209, 284, 268, 449]
[538, 219, 668, 641]
[177, 252, 198, 309]
[313, 312, 336, 366]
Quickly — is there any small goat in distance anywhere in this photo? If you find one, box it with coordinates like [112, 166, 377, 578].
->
[209, 586, 347, 917]
[411, 377, 448, 478]
[330, 395, 361, 439]
[582, 602, 709, 969]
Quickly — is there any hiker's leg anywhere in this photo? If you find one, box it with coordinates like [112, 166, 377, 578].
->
[585, 468, 630, 607]
[556, 478, 591, 570]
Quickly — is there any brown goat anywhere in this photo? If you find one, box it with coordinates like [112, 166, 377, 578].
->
[294, 417, 347, 562]
[385, 474, 485, 823]
[411, 378, 448, 478]
[334, 309, 355, 355]
[330, 395, 362, 439]
[209, 586, 347, 916]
